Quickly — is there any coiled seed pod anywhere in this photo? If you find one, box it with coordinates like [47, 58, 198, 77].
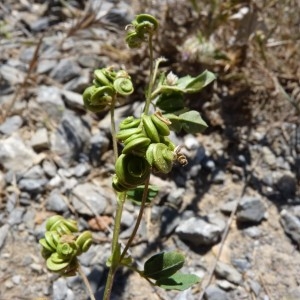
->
[116, 128, 142, 142]
[76, 231, 93, 255]
[122, 136, 151, 155]
[113, 70, 134, 96]
[113, 154, 151, 192]
[56, 241, 78, 260]
[146, 143, 176, 174]
[151, 112, 171, 136]
[46, 215, 78, 233]
[142, 114, 160, 143]
[119, 116, 141, 130]
[83, 85, 114, 113]
[93, 69, 114, 87]
[135, 14, 158, 32]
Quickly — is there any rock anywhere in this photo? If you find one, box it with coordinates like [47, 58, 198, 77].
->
[78, 244, 106, 266]
[18, 178, 47, 194]
[0, 115, 23, 135]
[53, 277, 74, 300]
[8, 207, 25, 226]
[121, 210, 135, 228]
[284, 287, 300, 300]
[71, 183, 110, 216]
[64, 74, 90, 93]
[46, 190, 68, 213]
[61, 90, 85, 110]
[215, 262, 242, 284]
[37, 59, 57, 74]
[0, 135, 38, 172]
[31, 128, 50, 151]
[0, 224, 10, 249]
[280, 209, 300, 245]
[220, 200, 237, 215]
[42, 159, 57, 177]
[89, 132, 110, 167]
[248, 279, 261, 296]
[50, 59, 81, 83]
[50, 110, 91, 166]
[276, 174, 297, 199]
[236, 196, 266, 223]
[36, 86, 65, 122]
[212, 170, 226, 184]
[22, 165, 45, 179]
[74, 163, 91, 177]
[0, 65, 25, 85]
[167, 187, 185, 206]
[30, 17, 50, 32]
[204, 285, 228, 300]
[176, 215, 225, 246]
[262, 146, 276, 168]
[184, 134, 199, 150]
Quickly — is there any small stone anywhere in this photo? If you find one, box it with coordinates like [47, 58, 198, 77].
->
[71, 183, 110, 216]
[0, 135, 38, 172]
[50, 59, 81, 83]
[280, 209, 300, 245]
[212, 170, 226, 184]
[89, 132, 110, 167]
[46, 190, 68, 213]
[205, 285, 228, 300]
[220, 200, 237, 215]
[248, 279, 261, 296]
[262, 146, 276, 168]
[42, 159, 57, 177]
[22, 165, 45, 179]
[11, 275, 21, 285]
[276, 174, 297, 199]
[74, 163, 91, 177]
[53, 277, 68, 300]
[31, 128, 49, 151]
[30, 17, 50, 32]
[37, 59, 57, 74]
[8, 207, 25, 226]
[121, 210, 135, 228]
[176, 215, 225, 246]
[64, 74, 90, 93]
[61, 89, 85, 110]
[0, 65, 25, 84]
[215, 262, 242, 284]
[184, 134, 199, 150]
[216, 280, 236, 291]
[236, 196, 266, 223]
[0, 224, 10, 249]
[0, 115, 23, 135]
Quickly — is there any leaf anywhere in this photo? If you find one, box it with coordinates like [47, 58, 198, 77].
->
[156, 92, 185, 113]
[176, 70, 216, 93]
[126, 185, 159, 205]
[156, 272, 201, 291]
[143, 251, 185, 280]
[163, 113, 182, 132]
[179, 110, 208, 133]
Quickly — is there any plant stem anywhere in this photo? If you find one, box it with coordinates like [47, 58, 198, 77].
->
[143, 33, 155, 115]
[110, 94, 118, 162]
[120, 175, 150, 261]
[78, 265, 96, 300]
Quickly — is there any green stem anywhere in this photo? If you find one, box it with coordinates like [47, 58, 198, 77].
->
[143, 33, 155, 115]
[120, 175, 150, 261]
[110, 94, 118, 162]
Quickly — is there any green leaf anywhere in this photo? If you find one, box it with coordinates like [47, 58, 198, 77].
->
[143, 251, 185, 280]
[176, 70, 216, 93]
[163, 113, 182, 132]
[126, 185, 159, 205]
[179, 110, 208, 133]
[156, 272, 201, 291]
[156, 92, 185, 113]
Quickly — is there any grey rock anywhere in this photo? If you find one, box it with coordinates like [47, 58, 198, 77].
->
[121, 210, 135, 228]
[205, 285, 228, 300]
[52, 278, 69, 300]
[42, 160, 57, 177]
[8, 207, 25, 226]
[0, 115, 23, 135]
[78, 55, 103, 68]
[167, 187, 185, 206]
[50, 59, 81, 83]
[232, 257, 251, 272]
[280, 209, 300, 245]
[37, 59, 57, 74]
[71, 183, 110, 216]
[216, 280, 236, 291]
[51, 110, 91, 166]
[215, 262, 242, 284]
[284, 287, 300, 300]
[203, 159, 216, 171]
[61, 90, 85, 110]
[78, 244, 106, 266]
[220, 200, 237, 215]
[31, 128, 49, 151]
[236, 196, 266, 223]
[276, 174, 297, 199]
[89, 132, 110, 167]
[212, 170, 226, 184]
[248, 279, 261, 296]
[0, 65, 25, 84]
[23, 208, 36, 229]
[0, 135, 38, 172]
[18, 178, 47, 194]
[46, 190, 68, 213]
[176, 215, 225, 246]
[30, 17, 50, 32]
[262, 146, 276, 168]
[64, 74, 90, 93]
[161, 207, 181, 236]
[243, 226, 262, 238]
[74, 163, 91, 177]
[184, 134, 199, 150]
[36, 86, 65, 122]
[22, 165, 45, 179]
[0, 224, 10, 249]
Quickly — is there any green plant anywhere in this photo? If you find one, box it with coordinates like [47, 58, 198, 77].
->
[39, 13, 215, 300]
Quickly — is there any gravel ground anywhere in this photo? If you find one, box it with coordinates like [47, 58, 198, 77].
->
[0, 1, 300, 300]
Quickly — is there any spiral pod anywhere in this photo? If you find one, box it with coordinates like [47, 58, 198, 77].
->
[135, 14, 158, 32]
[113, 70, 134, 96]
[46, 215, 78, 233]
[113, 154, 151, 192]
[119, 116, 141, 130]
[146, 143, 176, 174]
[76, 231, 93, 255]
[93, 69, 114, 87]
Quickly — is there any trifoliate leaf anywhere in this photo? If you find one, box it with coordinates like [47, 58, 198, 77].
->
[179, 110, 208, 133]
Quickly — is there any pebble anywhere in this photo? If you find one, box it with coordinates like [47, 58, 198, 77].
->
[37, 59, 57, 74]
[61, 89, 85, 110]
[215, 262, 242, 285]
[0, 64, 25, 84]
[8, 207, 25, 226]
[220, 200, 237, 215]
[74, 163, 91, 177]
[71, 183, 109, 216]
[53, 277, 75, 300]
[0, 115, 23, 135]
[31, 127, 50, 151]
[0, 135, 38, 172]
[276, 174, 297, 199]
[0, 224, 10, 249]
[42, 159, 57, 177]
[64, 74, 90, 93]
[18, 178, 47, 194]
[262, 146, 276, 168]
[236, 196, 266, 223]
[46, 189, 68, 213]
[204, 285, 228, 300]
[280, 209, 300, 245]
[50, 59, 81, 83]
[89, 132, 110, 167]
[176, 215, 225, 246]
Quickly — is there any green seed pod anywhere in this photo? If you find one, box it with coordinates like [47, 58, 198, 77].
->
[135, 14, 158, 32]
[142, 114, 160, 143]
[114, 154, 151, 191]
[122, 136, 151, 155]
[146, 143, 175, 174]
[116, 127, 143, 142]
[123, 132, 146, 146]
[125, 31, 145, 49]
[113, 71, 134, 96]
[76, 231, 93, 255]
[112, 174, 135, 192]
[119, 116, 141, 130]
[46, 215, 64, 231]
[56, 241, 78, 260]
[151, 113, 170, 136]
[94, 69, 113, 87]
[46, 253, 70, 273]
